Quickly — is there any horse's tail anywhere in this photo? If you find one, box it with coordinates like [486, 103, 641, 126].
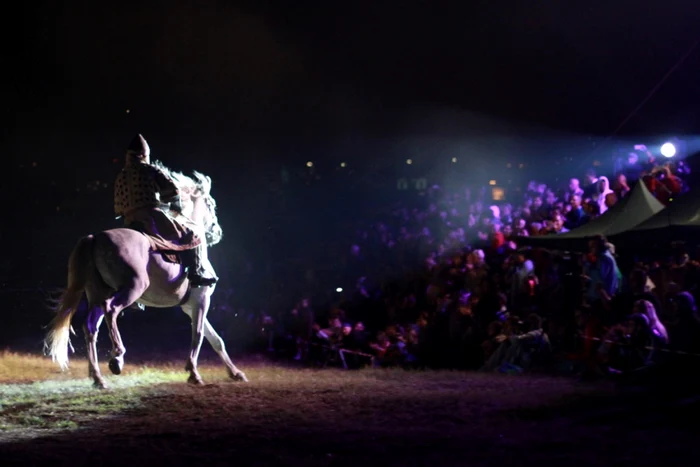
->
[45, 234, 95, 370]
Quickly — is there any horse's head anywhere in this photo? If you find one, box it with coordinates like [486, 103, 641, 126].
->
[152, 161, 223, 247]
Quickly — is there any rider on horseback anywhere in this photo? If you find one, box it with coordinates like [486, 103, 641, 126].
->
[114, 134, 217, 288]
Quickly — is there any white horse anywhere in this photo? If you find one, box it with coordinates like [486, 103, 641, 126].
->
[45, 162, 248, 388]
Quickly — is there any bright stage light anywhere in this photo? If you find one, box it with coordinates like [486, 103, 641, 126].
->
[336, 287, 343, 293]
[661, 142, 676, 158]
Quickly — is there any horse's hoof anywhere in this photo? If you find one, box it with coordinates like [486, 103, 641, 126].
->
[93, 380, 108, 390]
[109, 357, 124, 375]
[230, 371, 248, 382]
[187, 375, 205, 386]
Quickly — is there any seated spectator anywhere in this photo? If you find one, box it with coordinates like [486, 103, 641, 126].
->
[634, 299, 668, 345]
[481, 321, 507, 360]
[481, 313, 551, 373]
[601, 310, 666, 380]
[665, 292, 700, 356]
[605, 268, 661, 325]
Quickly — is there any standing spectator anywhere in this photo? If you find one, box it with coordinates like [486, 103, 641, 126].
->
[564, 195, 587, 230]
[583, 236, 619, 308]
[567, 178, 584, 200]
[612, 173, 631, 199]
[654, 164, 682, 205]
[596, 176, 615, 215]
[582, 169, 599, 199]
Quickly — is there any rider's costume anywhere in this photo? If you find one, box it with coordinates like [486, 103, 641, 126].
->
[114, 134, 217, 287]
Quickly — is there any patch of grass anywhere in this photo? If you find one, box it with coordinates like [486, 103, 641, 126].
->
[0, 352, 219, 433]
[0, 349, 86, 384]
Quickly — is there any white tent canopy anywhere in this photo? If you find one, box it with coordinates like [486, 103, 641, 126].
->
[620, 188, 700, 232]
[608, 187, 700, 247]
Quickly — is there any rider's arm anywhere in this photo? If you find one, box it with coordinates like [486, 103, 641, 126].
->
[151, 167, 180, 203]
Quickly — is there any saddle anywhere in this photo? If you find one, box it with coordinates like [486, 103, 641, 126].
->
[159, 251, 182, 265]
[144, 234, 182, 264]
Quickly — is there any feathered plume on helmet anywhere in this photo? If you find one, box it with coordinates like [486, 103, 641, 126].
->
[126, 134, 150, 162]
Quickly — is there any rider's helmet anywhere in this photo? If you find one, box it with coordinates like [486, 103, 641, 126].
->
[126, 134, 151, 165]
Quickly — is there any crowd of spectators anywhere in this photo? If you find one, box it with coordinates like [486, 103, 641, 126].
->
[211, 144, 700, 380]
[6, 140, 699, 378]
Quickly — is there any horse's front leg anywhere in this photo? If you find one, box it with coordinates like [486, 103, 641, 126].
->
[183, 287, 210, 385]
[202, 318, 248, 382]
[83, 306, 107, 388]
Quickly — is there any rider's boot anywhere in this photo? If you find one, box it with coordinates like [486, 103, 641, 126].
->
[181, 248, 218, 288]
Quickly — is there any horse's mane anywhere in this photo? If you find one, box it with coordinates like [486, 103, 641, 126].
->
[152, 160, 223, 246]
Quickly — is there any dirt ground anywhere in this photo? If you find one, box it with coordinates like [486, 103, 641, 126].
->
[1, 352, 699, 467]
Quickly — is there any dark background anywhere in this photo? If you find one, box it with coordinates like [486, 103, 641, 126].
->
[5, 0, 700, 348]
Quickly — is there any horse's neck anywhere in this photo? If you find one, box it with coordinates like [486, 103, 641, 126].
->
[188, 198, 207, 228]
[180, 204, 195, 221]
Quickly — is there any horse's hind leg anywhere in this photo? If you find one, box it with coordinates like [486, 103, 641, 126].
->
[83, 305, 106, 388]
[103, 275, 150, 375]
[104, 312, 126, 376]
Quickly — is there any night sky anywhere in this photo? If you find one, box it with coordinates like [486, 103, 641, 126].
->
[5, 1, 700, 284]
[11, 0, 700, 170]
[3, 0, 700, 340]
